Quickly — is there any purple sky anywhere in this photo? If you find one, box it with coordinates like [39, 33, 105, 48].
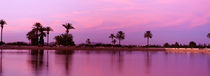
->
[0, 0, 210, 45]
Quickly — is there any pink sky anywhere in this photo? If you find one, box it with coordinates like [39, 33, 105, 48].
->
[0, 0, 210, 45]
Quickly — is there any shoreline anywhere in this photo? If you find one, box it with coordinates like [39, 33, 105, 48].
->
[0, 45, 165, 51]
[0, 45, 209, 54]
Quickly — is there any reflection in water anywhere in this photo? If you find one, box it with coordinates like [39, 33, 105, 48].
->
[0, 50, 208, 76]
[55, 50, 74, 76]
[145, 51, 151, 75]
[28, 50, 75, 76]
[0, 49, 2, 76]
[118, 51, 123, 72]
[28, 49, 45, 76]
[110, 51, 116, 70]
[208, 55, 210, 76]
[109, 51, 124, 73]
[46, 50, 49, 76]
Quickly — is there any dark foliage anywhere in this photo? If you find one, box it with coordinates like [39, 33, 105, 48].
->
[109, 33, 116, 45]
[116, 31, 125, 45]
[27, 23, 47, 46]
[78, 43, 138, 48]
[144, 31, 152, 46]
[54, 33, 75, 46]
[170, 42, 180, 48]
[0, 19, 6, 42]
[86, 38, 91, 45]
[207, 33, 210, 38]
[163, 43, 170, 48]
[208, 45, 210, 48]
[6, 42, 28, 45]
[162, 41, 208, 48]
[38, 27, 46, 46]
[189, 41, 197, 48]
[27, 29, 38, 45]
[143, 45, 162, 48]
[0, 41, 5, 45]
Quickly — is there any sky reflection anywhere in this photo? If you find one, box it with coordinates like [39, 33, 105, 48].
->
[0, 50, 209, 76]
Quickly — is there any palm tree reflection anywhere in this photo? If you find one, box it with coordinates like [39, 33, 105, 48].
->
[110, 51, 124, 73]
[110, 51, 116, 69]
[55, 50, 74, 76]
[0, 49, 3, 76]
[118, 51, 124, 72]
[208, 55, 210, 76]
[145, 51, 152, 75]
[28, 49, 45, 76]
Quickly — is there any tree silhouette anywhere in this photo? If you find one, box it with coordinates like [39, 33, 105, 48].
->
[189, 41, 196, 48]
[0, 19, 6, 43]
[39, 27, 46, 46]
[33, 22, 42, 45]
[54, 34, 75, 46]
[27, 29, 38, 45]
[109, 34, 115, 45]
[45, 26, 53, 46]
[27, 22, 48, 46]
[116, 31, 125, 45]
[62, 23, 75, 46]
[86, 38, 91, 45]
[62, 23, 74, 34]
[28, 49, 45, 75]
[144, 31, 152, 46]
[207, 33, 210, 38]
[164, 43, 170, 48]
[171, 42, 180, 48]
[112, 39, 117, 45]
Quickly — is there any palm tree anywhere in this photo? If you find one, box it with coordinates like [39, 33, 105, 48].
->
[62, 23, 75, 34]
[33, 22, 42, 30]
[27, 29, 37, 45]
[207, 33, 210, 38]
[45, 26, 53, 46]
[39, 27, 46, 46]
[109, 34, 115, 45]
[33, 22, 42, 45]
[62, 23, 75, 46]
[112, 39, 117, 45]
[116, 31, 125, 45]
[54, 34, 75, 46]
[189, 41, 196, 48]
[144, 31, 152, 46]
[0, 19, 6, 42]
[86, 38, 91, 45]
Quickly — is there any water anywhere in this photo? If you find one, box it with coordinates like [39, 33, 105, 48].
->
[0, 49, 209, 76]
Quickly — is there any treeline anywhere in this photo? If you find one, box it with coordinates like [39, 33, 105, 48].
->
[0, 19, 210, 48]
[3, 41, 210, 48]
[163, 41, 210, 48]
[78, 42, 209, 48]
[26, 22, 75, 46]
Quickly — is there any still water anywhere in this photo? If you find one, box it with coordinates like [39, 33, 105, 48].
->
[0, 49, 209, 76]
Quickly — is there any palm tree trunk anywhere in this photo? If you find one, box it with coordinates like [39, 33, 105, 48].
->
[147, 38, 149, 46]
[36, 31, 39, 46]
[47, 34, 49, 46]
[66, 31, 68, 46]
[119, 39, 121, 45]
[0, 28, 2, 42]
[112, 38, 114, 45]
[0, 49, 2, 74]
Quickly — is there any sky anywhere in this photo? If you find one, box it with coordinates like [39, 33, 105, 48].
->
[0, 0, 209, 45]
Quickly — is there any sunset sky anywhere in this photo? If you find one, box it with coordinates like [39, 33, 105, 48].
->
[0, 0, 209, 45]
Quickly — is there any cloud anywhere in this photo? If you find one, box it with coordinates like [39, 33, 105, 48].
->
[50, 0, 210, 33]
[5, 18, 42, 32]
[2, 0, 205, 34]
[0, 0, 209, 44]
